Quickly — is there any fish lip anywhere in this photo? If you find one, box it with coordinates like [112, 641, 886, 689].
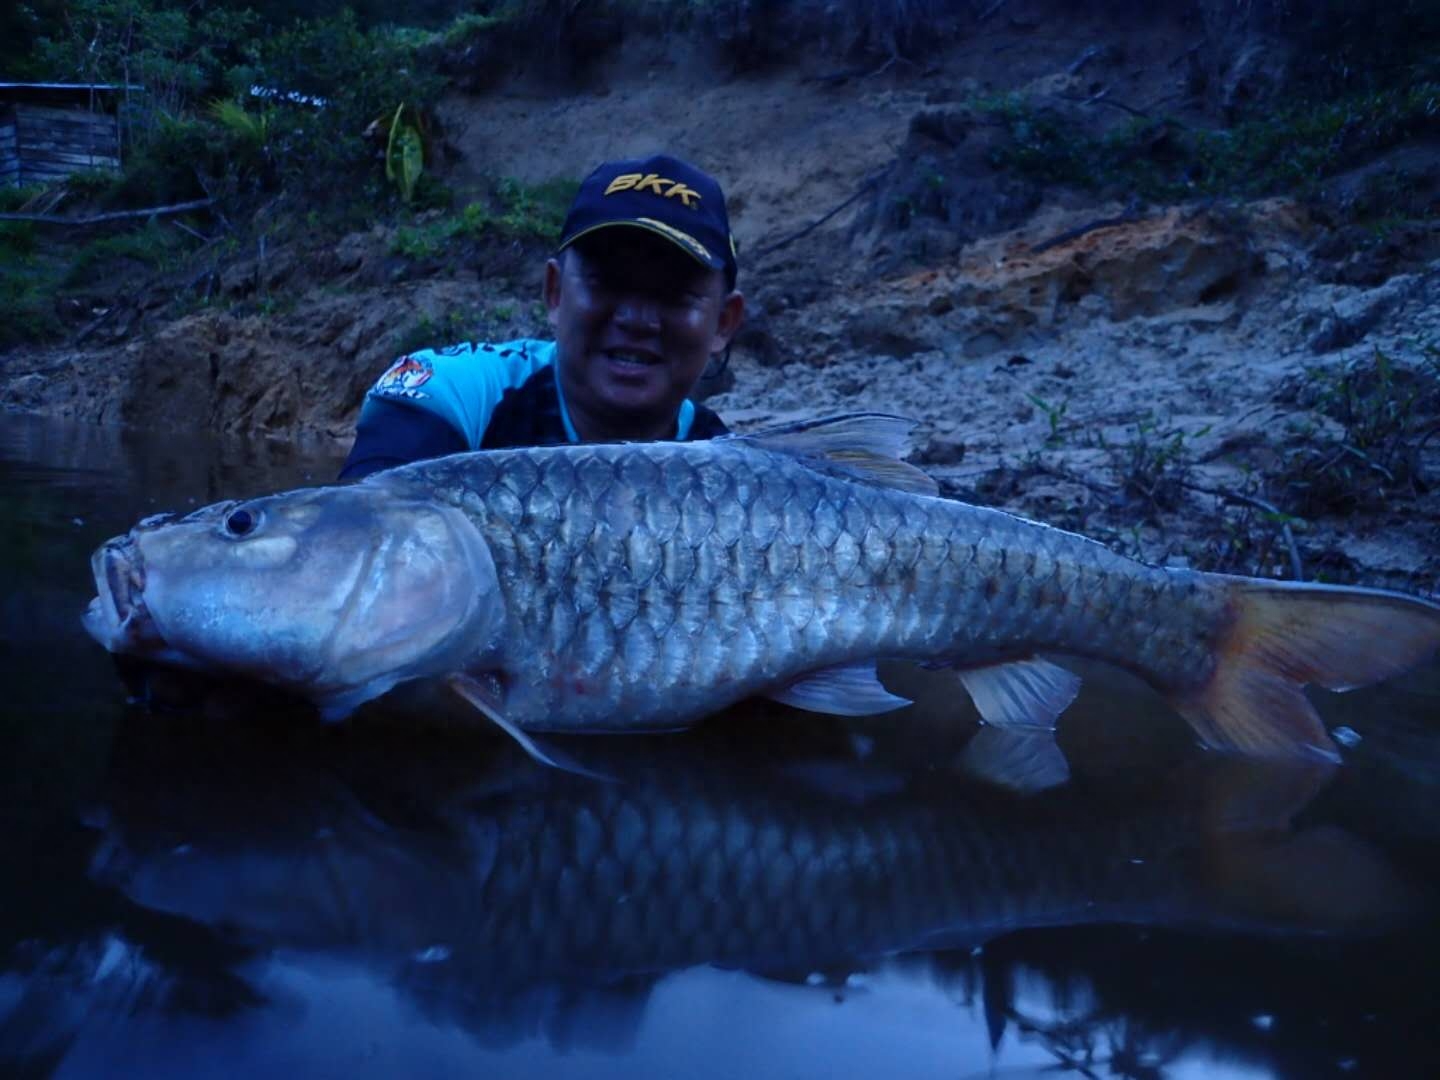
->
[86, 535, 162, 652]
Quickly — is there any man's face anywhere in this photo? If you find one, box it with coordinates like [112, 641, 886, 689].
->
[544, 228, 744, 439]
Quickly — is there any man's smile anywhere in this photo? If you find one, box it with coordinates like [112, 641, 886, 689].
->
[601, 348, 666, 372]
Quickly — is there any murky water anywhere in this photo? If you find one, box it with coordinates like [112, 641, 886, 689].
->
[3, 411, 1439, 1079]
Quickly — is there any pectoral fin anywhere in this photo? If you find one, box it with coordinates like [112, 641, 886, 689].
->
[447, 674, 613, 782]
[958, 656, 1083, 730]
[767, 662, 912, 716]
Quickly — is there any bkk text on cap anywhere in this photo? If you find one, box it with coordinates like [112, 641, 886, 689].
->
[559, 153, 739, 286]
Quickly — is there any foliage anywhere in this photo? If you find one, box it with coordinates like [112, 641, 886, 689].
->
[1276, 346, 1440, 515]
[0, 222, 65, 347]
[102, 112, 225, 207]
[1104, 417, 1208, 521]
[34, 0, 256, 140]
[441, 10, 505, 44]
[978, 79, 1440, 201]
[230, 9, 447, 199]
[210, 99, 271, 152]
[383, 104, 429, 204]
[395, 307, 486, 357]
[487, 176, 576, 240]
[1026, 393, 1070, 448]
[63, 222, 185, 287]
[391, 177, 579, 258]
[1264, 0, 1440, 94]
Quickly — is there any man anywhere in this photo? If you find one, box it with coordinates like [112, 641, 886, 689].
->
[340, 153, 746, 479]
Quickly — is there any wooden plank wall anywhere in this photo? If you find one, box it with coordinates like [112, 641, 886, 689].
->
[0, 105, 18, 186]
[6, 104, 120, 186]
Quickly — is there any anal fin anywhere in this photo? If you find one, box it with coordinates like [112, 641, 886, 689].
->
[958, 656, 1082, 730]
[767, 662, 912, 716]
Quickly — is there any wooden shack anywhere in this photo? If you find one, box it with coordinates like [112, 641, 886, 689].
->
[0, 83, 128, 187]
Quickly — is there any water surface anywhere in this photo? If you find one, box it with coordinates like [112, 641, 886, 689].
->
[3, 411, 1438, 1079]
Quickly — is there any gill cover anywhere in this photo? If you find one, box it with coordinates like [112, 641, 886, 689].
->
[116, 480, 501, 717]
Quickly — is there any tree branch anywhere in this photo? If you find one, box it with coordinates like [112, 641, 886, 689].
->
[0, 199, 214, 226]
[753, 166, 893, 260]
[1183, 481, 1306, 581]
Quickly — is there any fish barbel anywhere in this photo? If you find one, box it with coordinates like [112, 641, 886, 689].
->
[83, 414, 1440, 763]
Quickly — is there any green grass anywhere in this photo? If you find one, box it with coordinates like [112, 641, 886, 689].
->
[391, 176, 580, 258]
[63, 222, 187, 287]
[0, 221, 67, 346]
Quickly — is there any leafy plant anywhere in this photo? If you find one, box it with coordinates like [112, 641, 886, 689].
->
[1026, 393, 1070, 448]
[1107, 418, 1210, 519]
[232, 10, 445, 199]
[390, 176, 579, 258]
[383, 103, 428, 204]
[63, 221, 184, 287]
[1276, 345, 1440, 514]
[395, 307, 484, 356]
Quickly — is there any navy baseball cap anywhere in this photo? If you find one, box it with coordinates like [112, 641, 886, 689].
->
[559, 154, 739, 286]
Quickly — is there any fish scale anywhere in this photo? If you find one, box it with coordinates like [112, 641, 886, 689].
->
[419, 438, 1198, 732]
[84, 413, 1440, 765]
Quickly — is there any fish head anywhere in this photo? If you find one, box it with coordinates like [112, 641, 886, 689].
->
[83, 480, 503, 715]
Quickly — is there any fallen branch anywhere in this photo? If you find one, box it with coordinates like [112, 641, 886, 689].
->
[171, 218, 210, 243]
[753, 165, 894, 260]
[74, 305, 118, 345]
[1028, 202, 1142, 255]
[1054, 88, 1152, 119]
[1183, 481, 1305, 581]
[1027, 460, 1306, 581]
[1067, 45, 1105, 76]
[0, 198, 214, 226]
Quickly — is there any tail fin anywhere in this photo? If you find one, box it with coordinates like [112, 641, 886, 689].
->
[1172, 580, 1440, 761]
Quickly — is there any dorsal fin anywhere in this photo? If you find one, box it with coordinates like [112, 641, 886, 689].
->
[733, 413, 939, 496]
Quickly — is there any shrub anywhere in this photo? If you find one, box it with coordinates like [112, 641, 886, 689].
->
[1277, 346, 1440, 514]
[232, 10, 446, 198]
[979, 79, 1440, 201]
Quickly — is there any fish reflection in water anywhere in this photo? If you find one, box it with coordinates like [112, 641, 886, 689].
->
[67, 707, 1421, 1059]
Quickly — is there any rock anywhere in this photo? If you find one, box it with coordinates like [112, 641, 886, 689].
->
[1306, 272, 1436, 354]
[330, 232, 373, 275]
[844, 307, 933, 358]
[732, 304, 784, 367]
[919, 432, 966, 465]
[0, 373, 45, 408]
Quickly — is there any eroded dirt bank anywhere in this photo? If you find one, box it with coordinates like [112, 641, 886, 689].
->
[2, 17, 1437, 592]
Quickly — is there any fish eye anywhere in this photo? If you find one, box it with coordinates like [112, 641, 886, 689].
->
[223, 507, 260, 538]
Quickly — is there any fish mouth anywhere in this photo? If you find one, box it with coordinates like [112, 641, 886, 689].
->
[84, 535, 165, 654]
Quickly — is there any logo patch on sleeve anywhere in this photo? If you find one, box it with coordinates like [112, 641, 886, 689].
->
[373, 354, 434, 399]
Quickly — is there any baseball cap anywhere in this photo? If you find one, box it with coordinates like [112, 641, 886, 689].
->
[558, 153, 739, 286]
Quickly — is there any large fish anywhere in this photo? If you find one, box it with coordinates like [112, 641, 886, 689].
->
[83, 414, 1440, 765]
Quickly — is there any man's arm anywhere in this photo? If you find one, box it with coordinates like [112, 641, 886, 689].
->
[339, 399, 468, 480]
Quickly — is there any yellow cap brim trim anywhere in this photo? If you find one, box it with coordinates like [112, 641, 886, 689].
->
[561, 219, 724, 269]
